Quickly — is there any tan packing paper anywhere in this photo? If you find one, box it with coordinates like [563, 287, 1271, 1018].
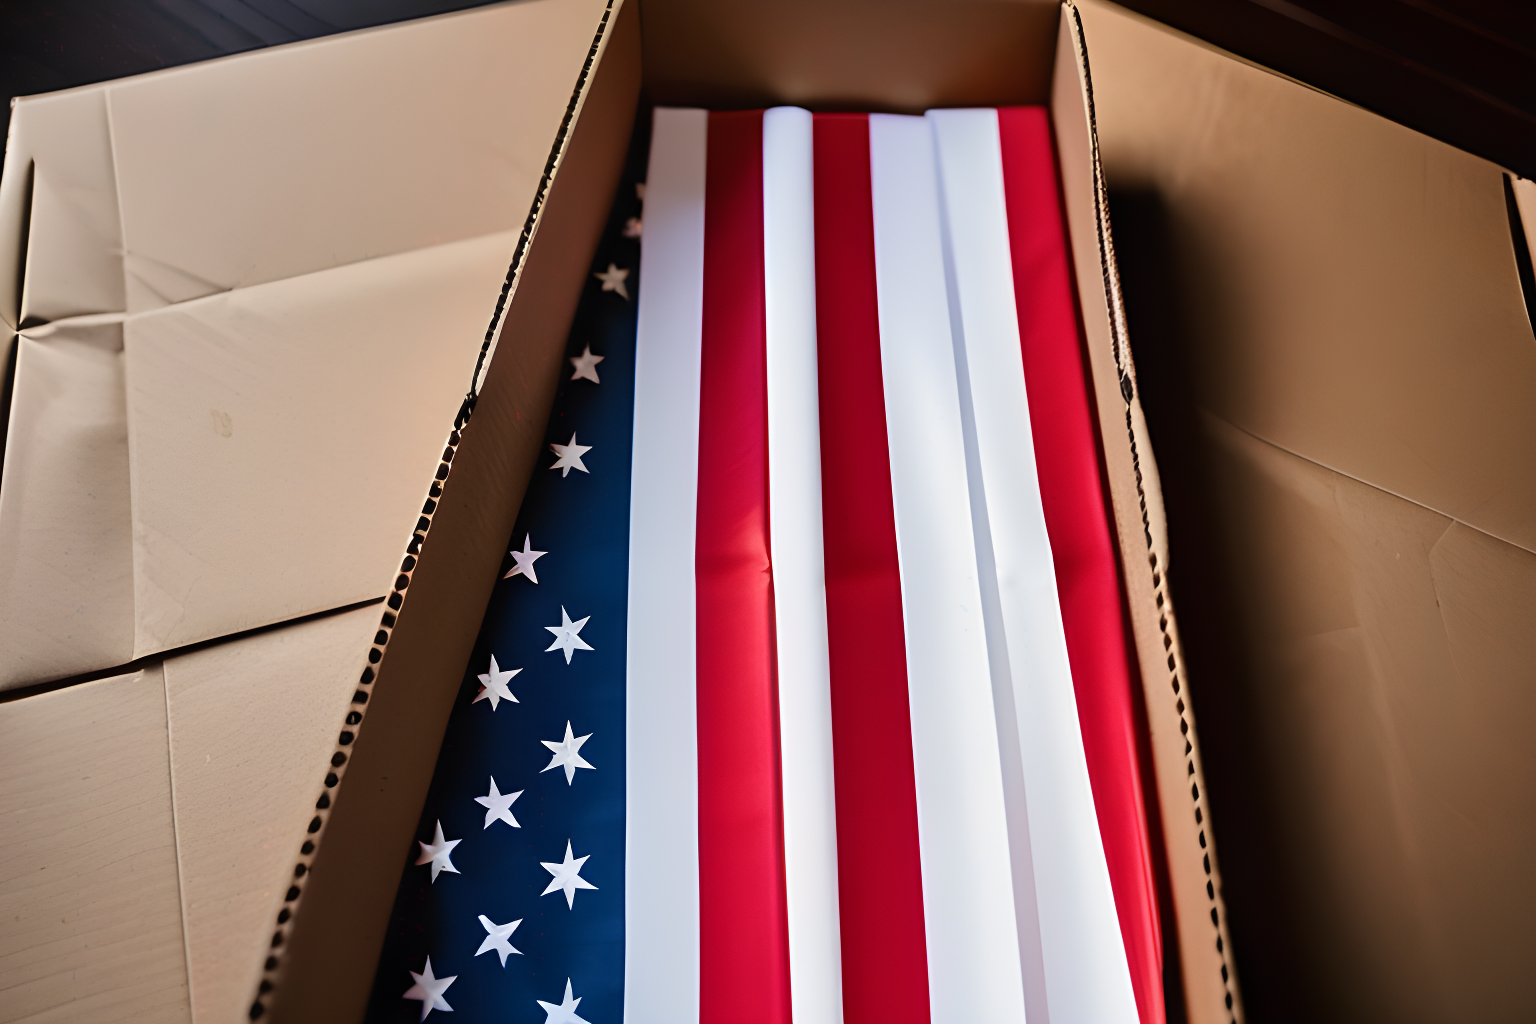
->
[1080, 2, 1536, 1019]
[0, 0, 610, 688]
[0, 3, 615, 1020]
[0, 88, 125, 326]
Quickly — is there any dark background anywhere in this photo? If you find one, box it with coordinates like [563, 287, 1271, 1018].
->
[2, 0, 1533, 176]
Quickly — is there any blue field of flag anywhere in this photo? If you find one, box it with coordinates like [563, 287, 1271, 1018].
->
[367, 129, 647, 1024]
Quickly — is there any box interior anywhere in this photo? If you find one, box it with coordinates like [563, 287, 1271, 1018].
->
[271, 3, 1241, 1023]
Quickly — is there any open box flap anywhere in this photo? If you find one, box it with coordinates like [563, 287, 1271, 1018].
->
[0, 601, 387, 1023]
[265, 0, 641, 1017]
[1052, 9, 1239, 1020]
[1080, 2, 1536, 552]
[1080, 1, 1536, 1017]
[0, 0, 611, 687]
[163, 604, 386, 1024]
[122, 230, 516, 656]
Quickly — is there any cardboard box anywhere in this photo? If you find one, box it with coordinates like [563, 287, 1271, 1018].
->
[261, 2, 1250, 1021]
[3, 1, 1532, 1022]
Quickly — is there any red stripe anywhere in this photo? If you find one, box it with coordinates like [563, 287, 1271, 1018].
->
[812, 112, 932, 1024]
[695, 109, 792, 1024]
[997, 106, 1165, 1024]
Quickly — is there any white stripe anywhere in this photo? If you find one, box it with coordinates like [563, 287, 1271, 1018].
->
[930, 108, 1048, 1024]
[867, 112, 1027, 1024]
[627, 106, 706, 1024]
[762, 105, 844, 1024]
[930, 108, 1139, 1024]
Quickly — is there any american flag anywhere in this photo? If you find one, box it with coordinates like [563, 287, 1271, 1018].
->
[370, 106, 1162, 1024]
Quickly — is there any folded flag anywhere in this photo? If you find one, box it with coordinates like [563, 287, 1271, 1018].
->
[370, 105, 1162, 1024]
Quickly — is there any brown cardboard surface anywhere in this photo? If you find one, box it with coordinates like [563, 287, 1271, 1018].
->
[0, 89, 123, 327]
[0, 605, 389, 1024]
[0, 317, 134, 684]
[163, 605, 381, 1024]
[1081, 1, 1536, 1018]
[123, 230, 514, 658]
[1052, 10, 1238, 1022]
[640, 0, 1060, 112]
[0, 0, 615, 689]
[1080, 1, 1536, 556]
[266, 1, 640, 1018]
[0, 669, 190, 1023]
[1193, 416, 1536, 1023]
[1514, 176, 1536, 250]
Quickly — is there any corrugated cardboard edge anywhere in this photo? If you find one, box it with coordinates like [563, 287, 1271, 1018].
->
[257, 1, 640, 1019]
[1052, 5, 1243, 1023]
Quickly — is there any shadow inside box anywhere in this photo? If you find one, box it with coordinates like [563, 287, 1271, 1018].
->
[1111, 184, 1314, 1024]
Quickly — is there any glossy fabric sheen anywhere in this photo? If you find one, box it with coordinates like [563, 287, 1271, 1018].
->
[998, 106, 1163, 1024]
[811, 113, 932, 1024]
[695, 109, 794, 1024]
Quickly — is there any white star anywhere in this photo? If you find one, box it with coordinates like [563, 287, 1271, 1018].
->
[504, 534, 548, 583]
[473, 654, 521, 710]
[474, 776, 522, 829]
[544, 606, 594, 663]
[569, 345, 605, 384]
[549, 433, 592, 477]
[415, 820, 460, 883]
[594, 263, 630, 299]
[622, 216, 642, 239]
[537, 978, 592, 1024]
[475, 914, 523, 967]
[541, 721, 595, 785]
[402, 956, 456, 1020]
[540, 840, 597, 909]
